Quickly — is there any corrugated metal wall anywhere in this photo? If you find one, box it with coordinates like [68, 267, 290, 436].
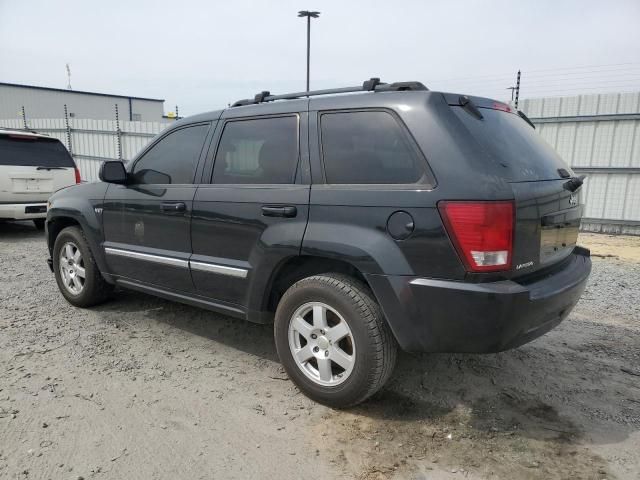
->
[0, 118, 170, 181]
[521, 92, 640, 235]
[0, 84, 167, 122]
[3, 92, 640, 235]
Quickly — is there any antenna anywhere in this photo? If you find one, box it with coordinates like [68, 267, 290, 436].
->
[66, 63, 72, 90]
[514, 69, 521, 109]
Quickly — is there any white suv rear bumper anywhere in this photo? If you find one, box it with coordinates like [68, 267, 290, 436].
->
[0, 203, 47, 220]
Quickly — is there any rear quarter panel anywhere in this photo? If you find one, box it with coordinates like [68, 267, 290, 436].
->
[303, 187, 465, 278]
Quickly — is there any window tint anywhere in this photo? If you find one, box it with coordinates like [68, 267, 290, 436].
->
[320, 111, 425, 184]
[0, 135, 75, 167]
[213, 116, 298, 184]
[452, 107, 572, 181]
[132, 124, 208, 184]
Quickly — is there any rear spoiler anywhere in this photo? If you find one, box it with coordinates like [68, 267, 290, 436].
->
[442, 92, 514, 112]
[442, 92, 536, 128]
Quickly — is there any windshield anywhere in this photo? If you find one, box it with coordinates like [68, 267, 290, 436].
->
[451, 107, 572, 182]
[0, 135, 75, 167]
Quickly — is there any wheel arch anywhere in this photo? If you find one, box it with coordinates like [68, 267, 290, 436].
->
[47, 216, 81, 255]
[47, 213, 114, 284]
[255, 255, 373, 317]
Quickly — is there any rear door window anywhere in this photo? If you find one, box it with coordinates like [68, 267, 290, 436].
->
[320, 110, 428, 184]
[212, 116, 299, 184]
[0, 135, 75, 167]
[451, 107, 572, 181]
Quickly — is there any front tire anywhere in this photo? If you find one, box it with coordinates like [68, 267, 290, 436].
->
[53, 226, 112, 307]
[274, 274, 397, 408]
[33, 219, 45, 230]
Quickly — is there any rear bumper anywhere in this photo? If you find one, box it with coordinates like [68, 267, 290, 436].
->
[0, 202, 47, 220]
[366, 247, 592, 353]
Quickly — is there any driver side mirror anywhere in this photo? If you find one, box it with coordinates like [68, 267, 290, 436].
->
[99, 161, 128, 184]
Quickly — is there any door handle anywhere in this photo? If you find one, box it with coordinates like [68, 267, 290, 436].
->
[261, 205, 297, 218]
[161, 202, 186, 213]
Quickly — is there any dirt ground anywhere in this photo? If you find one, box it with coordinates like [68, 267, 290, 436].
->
[0, 222, 639, 480]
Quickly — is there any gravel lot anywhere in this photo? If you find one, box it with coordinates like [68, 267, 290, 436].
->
[1, 222, 639, 480]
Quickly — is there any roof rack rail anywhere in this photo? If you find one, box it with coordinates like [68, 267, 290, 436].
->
[230, 77, 428, 107]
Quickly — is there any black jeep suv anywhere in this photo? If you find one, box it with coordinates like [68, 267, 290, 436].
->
[46, 78, 591, 407]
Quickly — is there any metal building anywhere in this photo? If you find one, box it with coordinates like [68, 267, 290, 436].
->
[521, 91, 640, 235]
[0, 82, 166, 122]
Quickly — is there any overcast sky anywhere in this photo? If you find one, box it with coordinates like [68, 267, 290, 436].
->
[1, 0, 639, 116]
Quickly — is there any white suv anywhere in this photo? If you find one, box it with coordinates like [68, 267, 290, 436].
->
[0, 129, 80, 229]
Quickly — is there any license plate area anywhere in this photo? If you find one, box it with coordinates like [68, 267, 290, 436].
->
[539, 206, 581, 265]
[540, 223, 579, 265]
[12, 178, 54, 193]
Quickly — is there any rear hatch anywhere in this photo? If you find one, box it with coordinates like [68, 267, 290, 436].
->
[0, 132, 78, 204]
[443, 93, 582, 277]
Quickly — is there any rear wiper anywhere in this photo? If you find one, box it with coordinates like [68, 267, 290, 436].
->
[458, 95, 483, 120]
[36, 166, 67, 170]
[517, 110, 536, 129]
[563, 175, 585, 192]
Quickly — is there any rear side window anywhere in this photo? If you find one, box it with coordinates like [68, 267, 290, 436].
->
[212, 116, 299, 184]
[0, 135, 74, 167]
[320, 110, 427, 184]
[132, 124, 209, 184]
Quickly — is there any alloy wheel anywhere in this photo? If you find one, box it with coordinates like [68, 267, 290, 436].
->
[59, 242, 85, 295]
[288, 302, 356, 386]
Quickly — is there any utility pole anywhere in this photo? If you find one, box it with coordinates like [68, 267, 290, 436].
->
[507, 86, 516, 101]
[115, 104, 122, 160]
[514, 70, 521, 109]
[64, 104, 73, 154]
[66, 63, 72, 90]
[298, 10, 320, 92]
[21, 106, 28, 130]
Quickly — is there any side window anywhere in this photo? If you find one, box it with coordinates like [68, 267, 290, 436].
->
[320, 110, 426, 184]
[212, 116, 298, 184]
[132, 124, 209, 184]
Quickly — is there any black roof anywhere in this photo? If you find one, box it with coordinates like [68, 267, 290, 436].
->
[0, 82, 164, 102]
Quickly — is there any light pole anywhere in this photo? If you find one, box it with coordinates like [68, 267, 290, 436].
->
[298, 10, 320, 92]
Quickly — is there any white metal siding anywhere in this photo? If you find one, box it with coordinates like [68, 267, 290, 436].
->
[2, 90, 639, 234]
[0, 84, 166, 122]
[522, 91, 640, 233]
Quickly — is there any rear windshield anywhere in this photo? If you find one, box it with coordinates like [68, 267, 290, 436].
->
[451, 107, 572, 181]
[0, 135, 75, 168]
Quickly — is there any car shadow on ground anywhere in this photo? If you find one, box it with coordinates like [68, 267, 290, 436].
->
[355, 346, 638, 448]
[95, 289, 280, 362]
[0, 220, 45, 241]
[94, 288, 639, 454]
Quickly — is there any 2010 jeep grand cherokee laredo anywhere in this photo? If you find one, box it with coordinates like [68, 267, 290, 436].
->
[45, 78, 591, 407]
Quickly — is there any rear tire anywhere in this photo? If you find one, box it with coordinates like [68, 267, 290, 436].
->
[53, 226, 113, 307]
[274, 273, 397, 408]
[33, 219, 45, 230]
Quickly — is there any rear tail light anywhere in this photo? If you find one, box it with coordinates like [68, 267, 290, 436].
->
[491, 102, 513, 113]
[74, 167, 82, 184]
[438, 201, 514, 272]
